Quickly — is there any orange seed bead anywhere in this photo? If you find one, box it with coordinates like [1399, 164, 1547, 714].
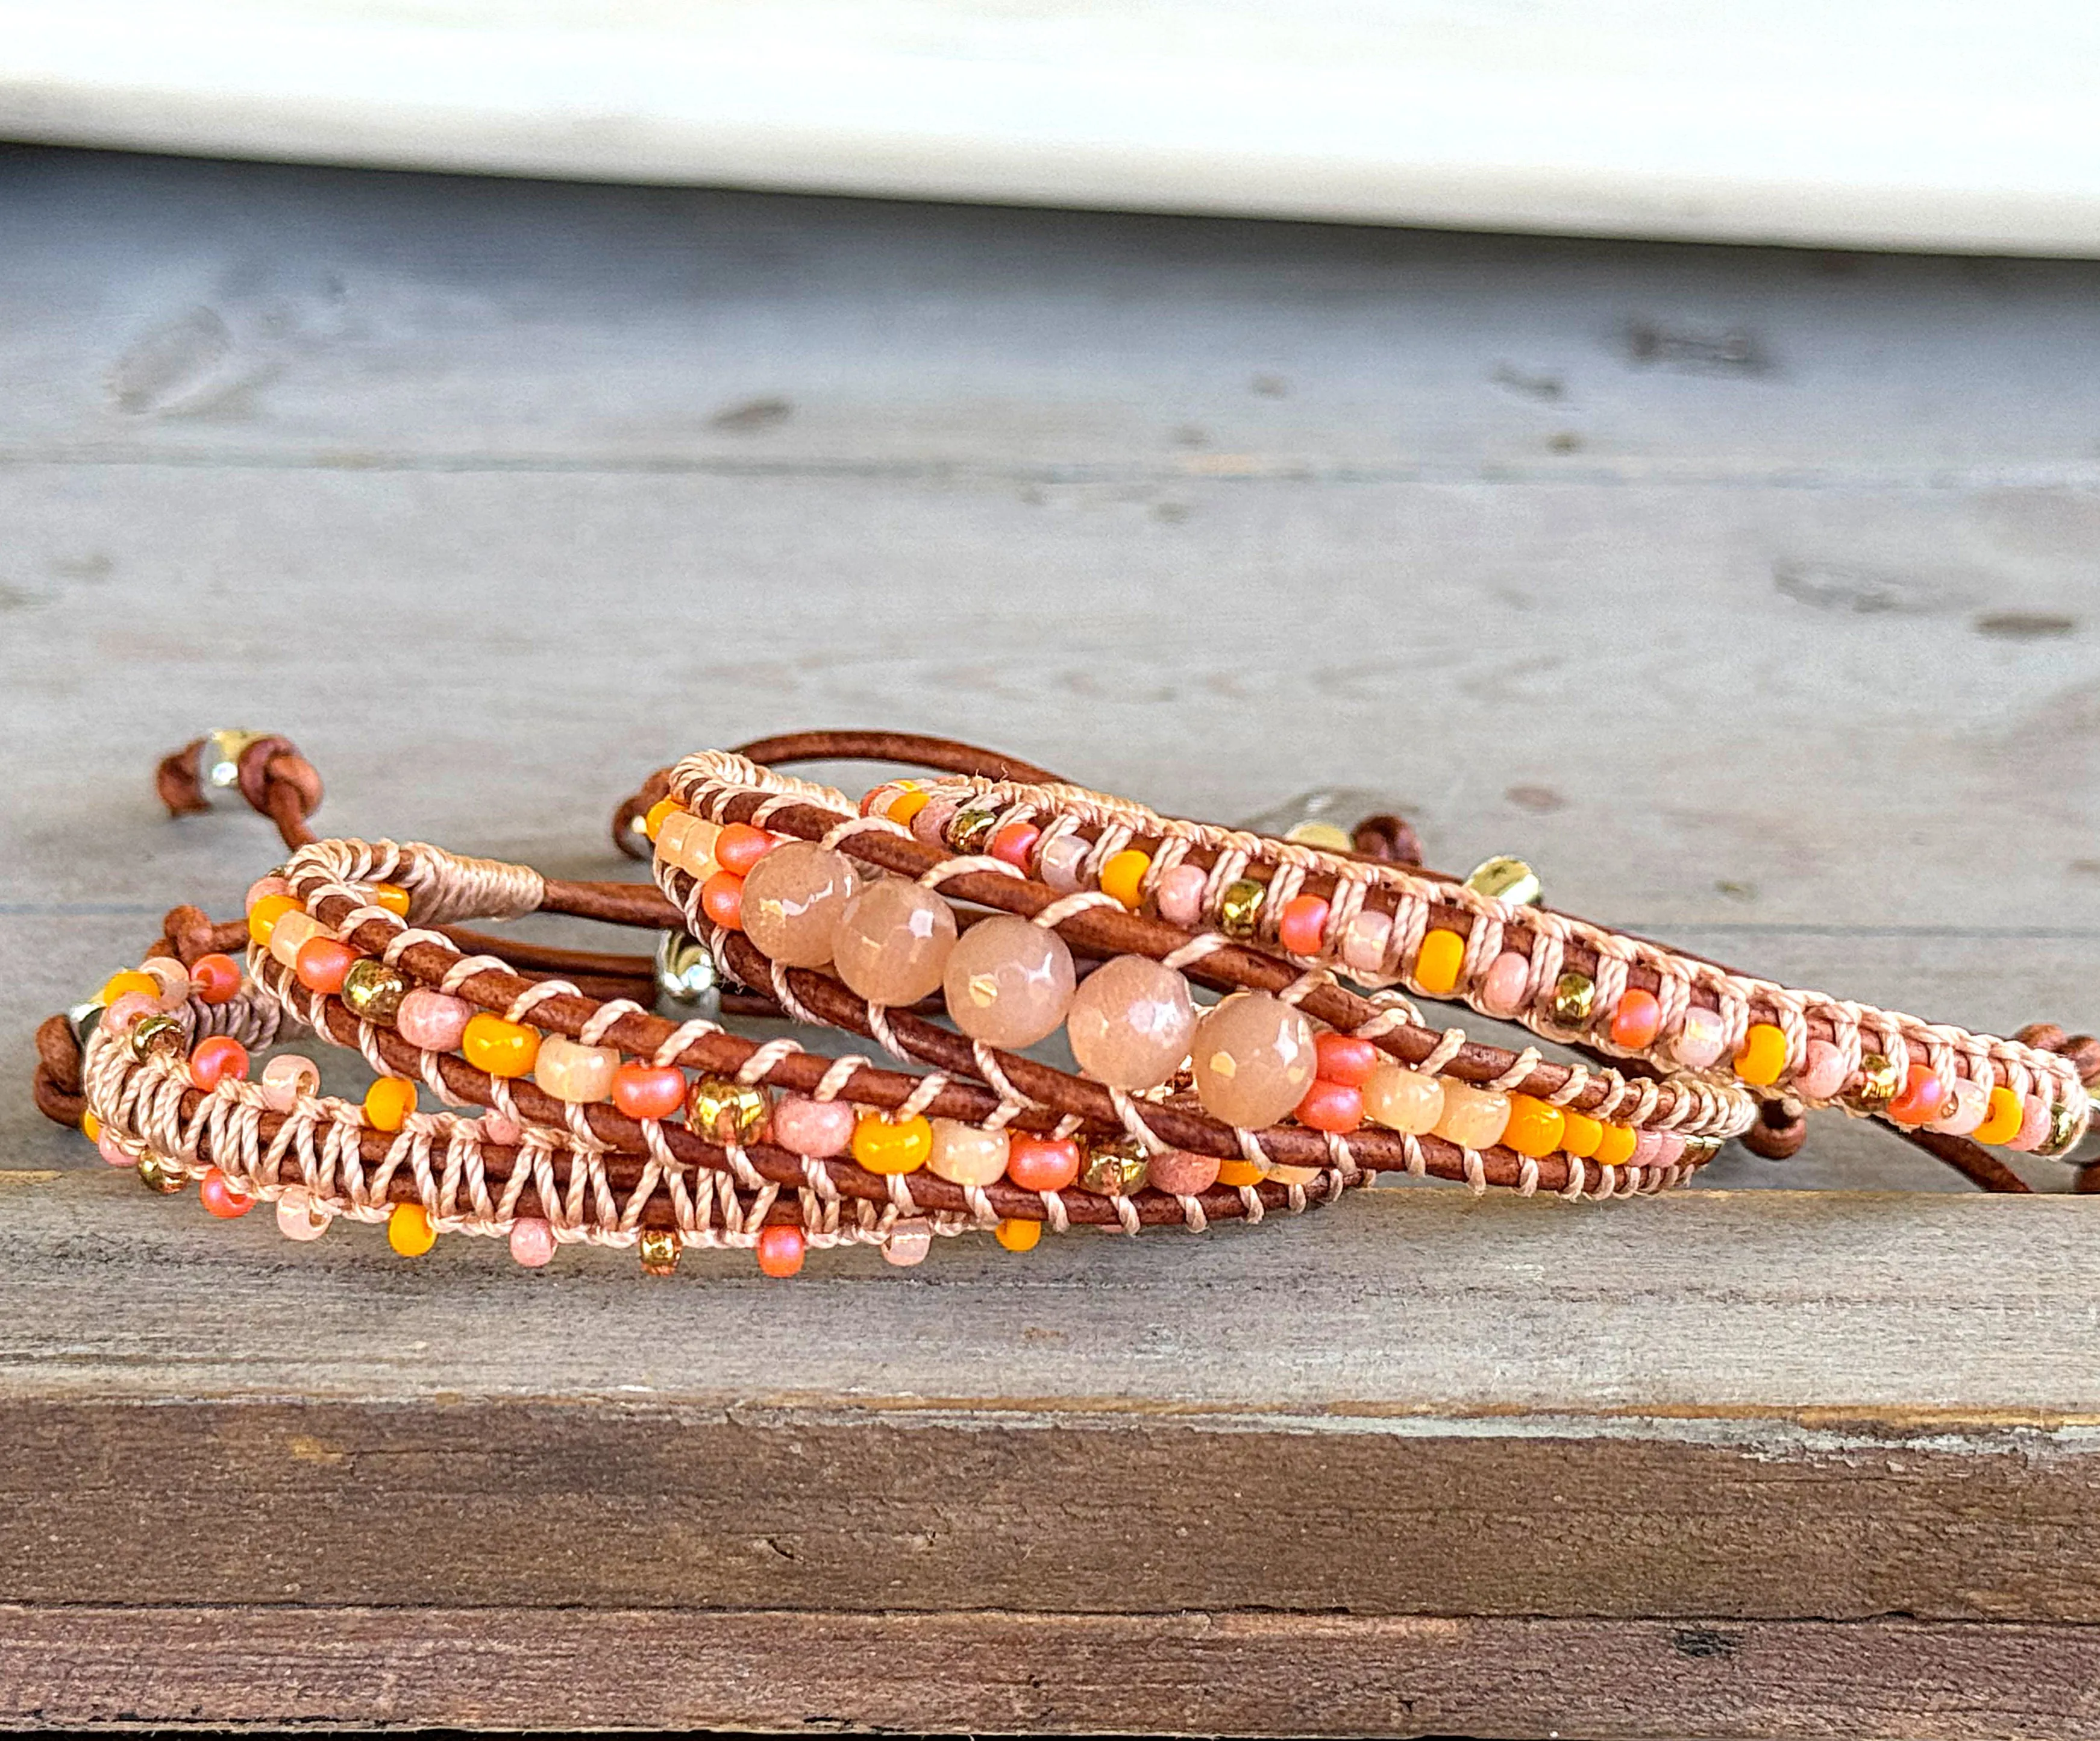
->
[994, 1216, 1042, 1252]
[755, 1223, 807, 1277]
[101, 970, 160, 1006]
[1734, 1023, 1788, 1086]
[851, 1111, 933, 1175]
[369, 882, 413, 918]
[189, 953, 242, 1005]
[189, 1036, 249, 1091]
[387, 1202, 437, 1256]
[1974, 1085, 2025, 1145]
[1414, 929, 1465, 996]
[713, 823, 777, 877]
[1502, 1093, 1567, 1158]
[642, 796, 679, 840]
[1099, 849, 1152, 912]
[1608, 989, 1662, 1052]
[245, 893, 299, 948]
[462, 1012, 541, 1078]
[1593, 1122, 1639, 1167]
[1215, 1158, 1268, 1188]
[364, 1077, 417, 1132]
[888, 788, 932, 826]
[1559, 1109, 1605, 1159]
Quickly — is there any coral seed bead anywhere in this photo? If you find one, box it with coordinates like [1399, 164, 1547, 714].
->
[462, 1013, 541, 1078]
[713, 823, 777, 877]
[851, 1111, 934, 1175]
[1609, 989, 1662, 1052]
[1974, 1085, 2025, 1146]
[1296, 1079, 1364, 1133]
[1277, 895, 1331, 956]
[1314, 1033, 1379, 1087]
[1414, 928, 1466, 996]
[364, 1077, 417, 1132]
[101, 970, 160, 1006]
[1887, 1065, 1948, 1127]
[995, 1217, 1042, 1253]
[293, 936, 357, 995]
[189, 1036, 249, 1091]
[1502, 1094, 1568, 1158]
[189, 953, 242, 1005]
[387, 1202, 437, 1257]
[700, 871, 745, 931]
[991, 822, 1041, 870]
[756, 1224, 806, 1278]
[1005, 1134, 1082, 1193]
[611, 1062, 688, 1121]
[642, 796, 679, 840]
[1099, 849, 1152, 911]
[246, 892, 299, 947]
[1734, 1023, 1788, 1086]
[199, 1167, 253, 1219]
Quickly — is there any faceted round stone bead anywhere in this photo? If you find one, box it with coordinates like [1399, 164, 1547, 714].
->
[199, 1167, 253, 1219]
[1005, 1134, 1081, 1193]
[189, 953, 242, 1005]
[189, 1036, 249, 1091]
[1478, 950, 1531, 1018]
[1191, 992, 1318, 1129]
[387, 1202, 437, 1257]
[1147, 1149, 1223, 1196]
[341, 958, 408, 1023]
[259, 1053, 321, 1112]
[276, 1186, 331, 1241]
[397, 988, 472, 1052]
[771, 1094, 857, 1158]
[942, 915, 1076, 1049]
[534, 1036, 618, 1104]
[1362, 1063, 1444, 1134]
[927, 1120, 1011, 1187]
[1671, 1006, 1726, 1070]
[463, 1014, 540, 1078]
[756, 1225, 807, 1278]
[1432, 1082, 1510, 1150]
[1065, 955, 1196, 1090]
[611, 1062, 688, 1121]
[1154, 864, 1208, 928]
[882, 1218, 933, 1267]
[832, 879, 958, 1006]
[509, 1217, 556, 1268]
[741, 842, 860, 967]
[851, 1111, 933, 1175]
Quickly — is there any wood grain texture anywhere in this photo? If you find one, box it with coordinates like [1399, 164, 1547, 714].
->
[7, 1605, 2099, 1738]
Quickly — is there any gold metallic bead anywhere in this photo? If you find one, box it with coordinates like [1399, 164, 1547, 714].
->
[1841, 1053, 1901, 1114]
[1079, 1137, 1150, 1197]
[1282, 820, 1356, 852]
[1681, 1138, 1722, 1165]
[341, 958, 408, 1023]
[688, 1074, 769, 1144]
[638, 1229, 680, 1275]
[950, 805, 1000, 855]
[128, 1012, 185, 1062]
[654, 930, 720, 1015]
[1217, 877, 1268, 940]
[136, 1152, 189, 1194]
[2040, 1098, 2087, 1159]
[1464, 855, 1543, 908]
[1549, 970, 1596, 1026]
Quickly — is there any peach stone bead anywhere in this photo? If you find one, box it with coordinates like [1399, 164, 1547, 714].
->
[260, 1053, 321, 1112]
[942, 915, 1076, 1049]
[1928, 1078, 1989, 1137]
[534, 1036, 618, 1103]
[911, 799, 957, 847]
[509, 1217, 556, 1267]
[832, 880, 959, 1006]
[267, 908, 321, 970]
[140, 956, 192, 1008]
[1192, 993, 1318, 1129]
[1478, 951, 1532, 1018]
[1148, 1149, 1223, 1196]
[772, 1094, 857, 1158]
[396, 988, 472, 1052]
[928, 1120, 1012, 1187]
[1672, 1006, 1726, 1070]
[1037, 833, 1088, 894]
[654, 811, 719, 879]
[1797, 1039, 1850, 1102]
[1340, 909, 1394, 977]
[2010, 1096, 2052, 1152]
[1433, 1082, 1510, 1150]
[741, 842, 861, 968]
[1363, 1062, 1444, 1134]
[276, 1187, 330, 1241]
[1155, 864, 1208, 928]
[1065, 955, 1196, 1090]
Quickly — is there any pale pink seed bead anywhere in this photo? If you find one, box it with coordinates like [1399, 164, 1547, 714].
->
[245, 876, 292, 915]
[275, 1186, 330, 1240]
[396, 988, 472, 1052]
[771, 1094, 857, 1158]
[534, 1036, 618, 1103]
[478, 1111, 522, 1145]
[96, 1130, 134, 1167]
[1655, 1132, 1687, 1165]
[927, 1120, 1011, 1187]
[509, 1217, 556, 1267]
[102, 991, 160, 1038]
[1148, 1149, 1223, 1195]
[1672, 1006, 1726, 1070]
[140, 956, 192, 1008]
[883, 1217, 933, 1267]
[1478, 951, 1531, 1018]
[1038, 833, 1087, 894]
[1154, 864, 1208, 929]
[2010, 1096, 2052, 1152]
[1340, 909, 1394, 977]
[267, 908, 322, 969]
[1631, 1130, 1666, 1166]
[1928, 1078, 1989, 1136]
[912, 800, 957, 847]
[1065, 955, 1196, 1090]
[260, 1053, 321, 1112]
[1796, 1040, 1849, 1102]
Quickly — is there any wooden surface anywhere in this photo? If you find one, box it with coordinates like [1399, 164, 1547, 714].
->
[6, 145, 2100, 1736]
[6, 2, 2100, 256]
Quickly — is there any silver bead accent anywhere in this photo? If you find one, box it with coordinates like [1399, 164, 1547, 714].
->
[654, 930, 720, 1017]
[64, 1000, 104, 1051]
[196, 729, 265, 807]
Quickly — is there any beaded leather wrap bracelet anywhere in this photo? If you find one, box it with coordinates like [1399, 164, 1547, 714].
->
[30, 728, 2098, 1278]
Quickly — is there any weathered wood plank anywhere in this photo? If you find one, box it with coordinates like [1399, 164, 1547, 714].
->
[5, 1605, 2097, 1739]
